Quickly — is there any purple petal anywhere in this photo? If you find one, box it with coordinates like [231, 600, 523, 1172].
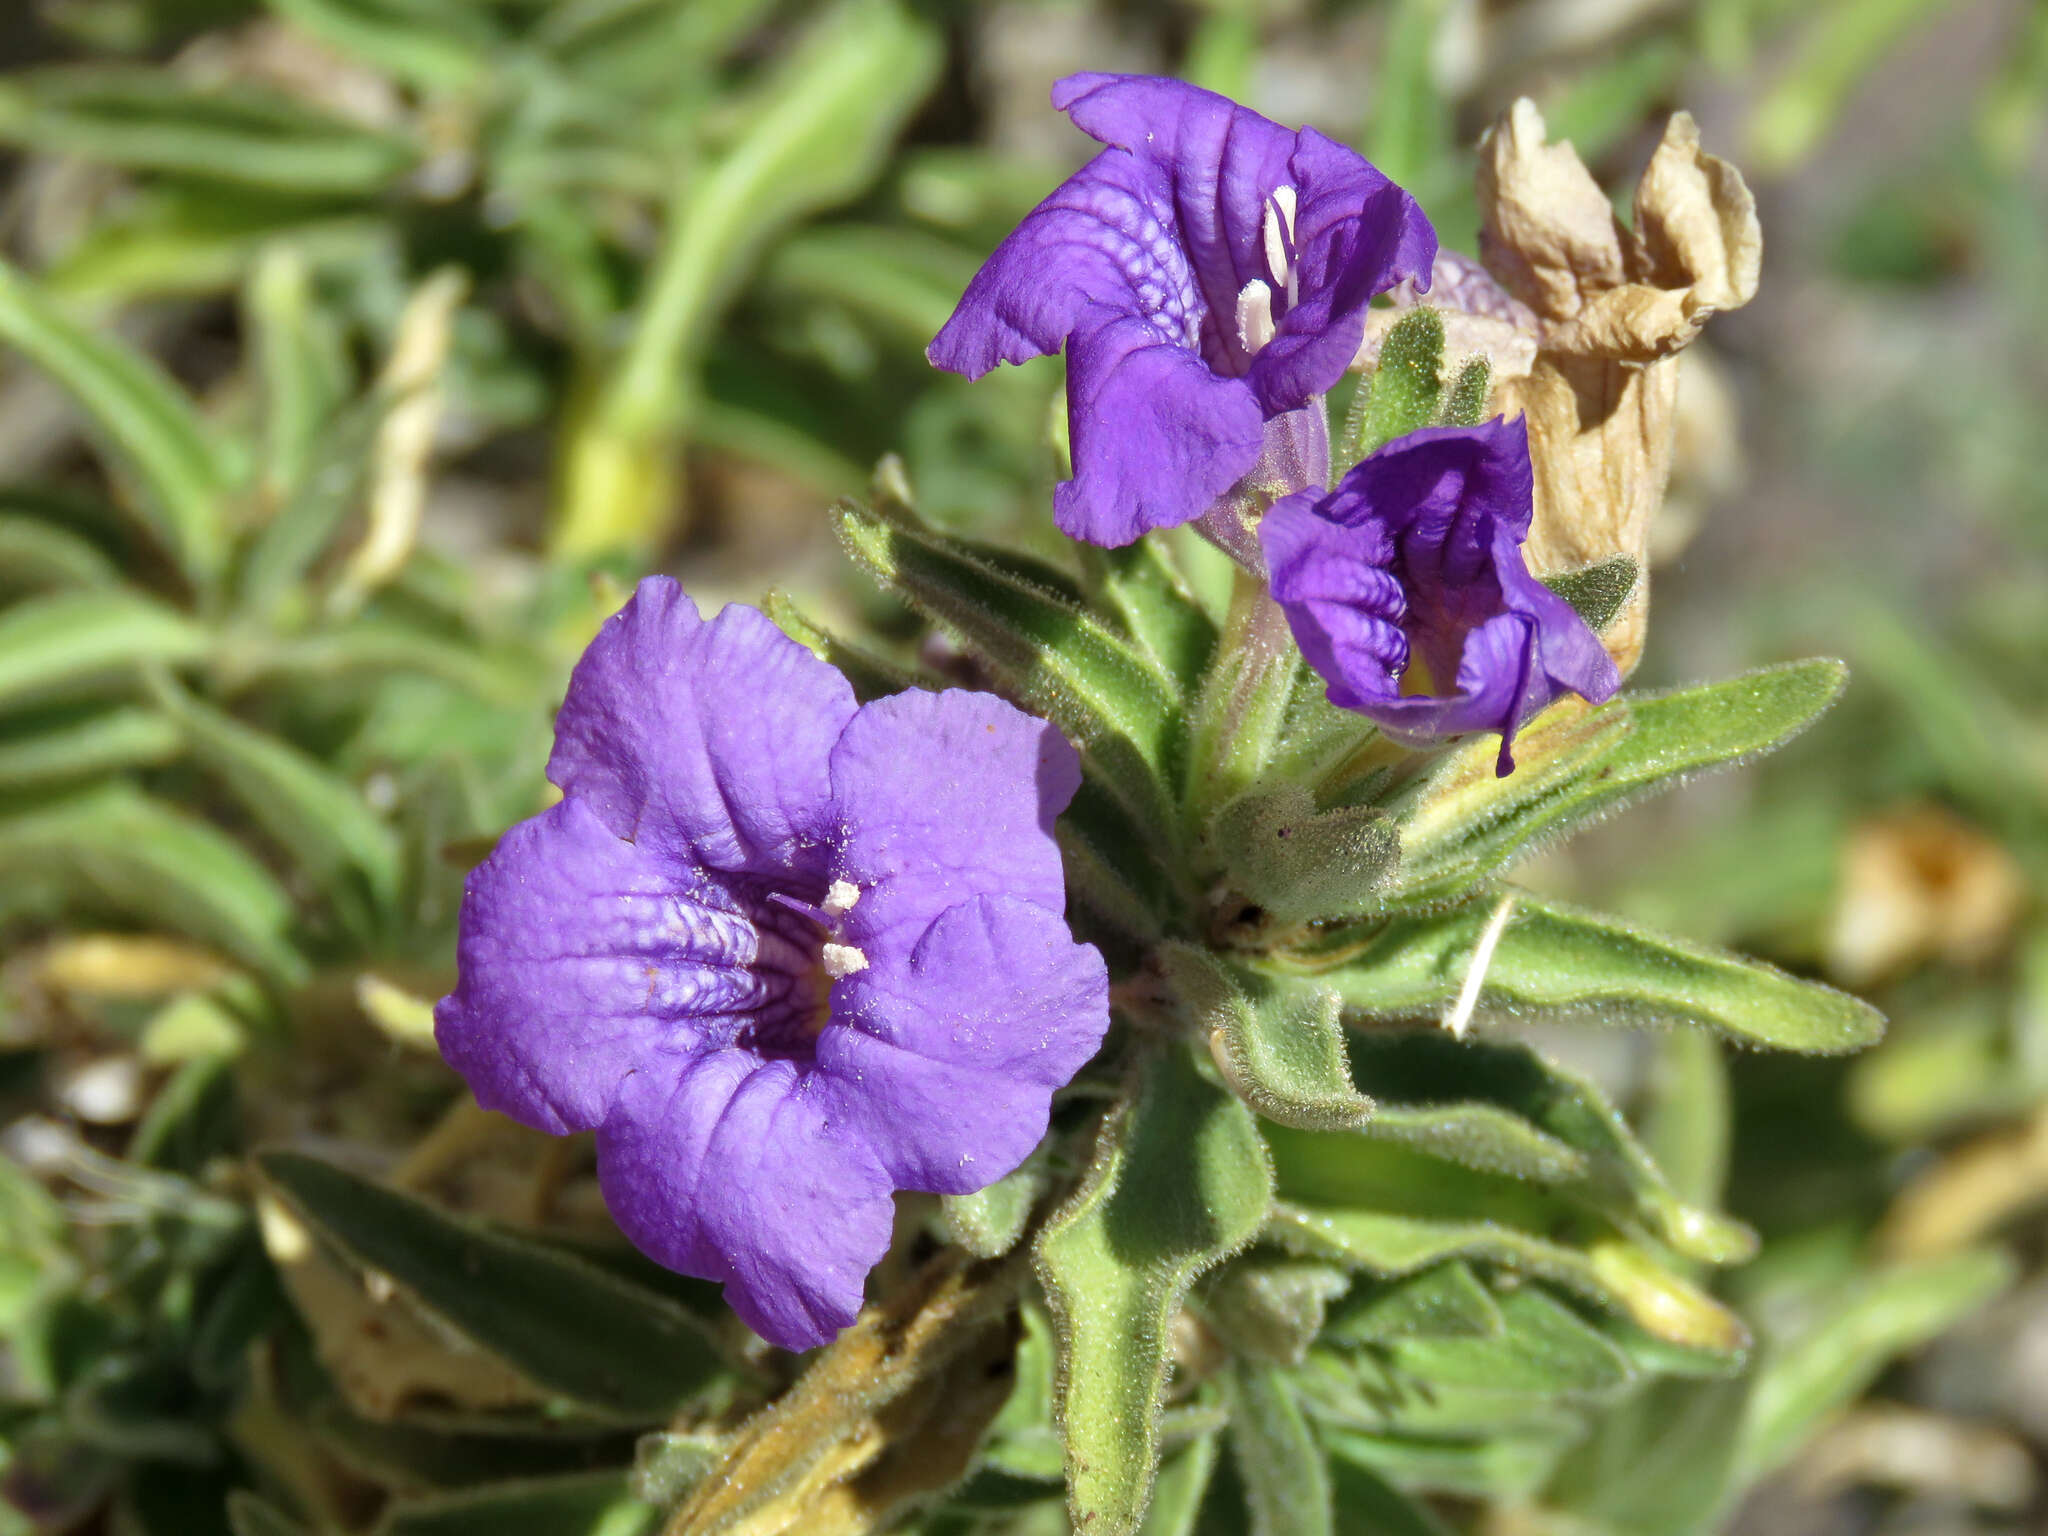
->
[548, 578, 856, 877]
[1247, 127, 1438, 413]
[434, 798, 764, 1135]
[819, 895, 1110, 1194]
[1056, 314, 1266, 544]
[595, 1056, 895, 1351]
[1261, 487, 1409, 712]
[828, 688, 1079, 948]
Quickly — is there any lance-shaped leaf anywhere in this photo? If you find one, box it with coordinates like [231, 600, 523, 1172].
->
[1382, 660, 1847, 910]
[0, 67, 421, 191]
[1225, 1362, 1332, 1536]
[1079, 536, 1218, 692]
[1326, 1422, 1583, 1503]
[1161, 945, 1373, 1132]
[257, 1153, 730, 1423]
[0, 784, 302, 983]
[1323, 1261, 1503, 1345]
[1208, 785, 1400, 925]
[1037, 1045, 1273, 1536]
[154, 683, 402, 918]
[0, 589, 208, 710]
[836, 498, 1182, 841]
[1344, 1029, 1757, 1263]
[1375, 1287, 1635, 1400]
[372, 1473, 656, 1536]
[0, 261, 233, 583]
[0, 708, 182, 789]
[763, 588, 931, 702]
[1284, 894, 1883, 1053]
[0, 511, 120, 592]
[1265, 1197, 1748, 1358]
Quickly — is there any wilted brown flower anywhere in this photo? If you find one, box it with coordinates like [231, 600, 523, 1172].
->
[1477, 100, 1763, 674]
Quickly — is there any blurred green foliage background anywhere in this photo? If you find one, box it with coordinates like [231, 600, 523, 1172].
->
[0, 0, 2042, 1532]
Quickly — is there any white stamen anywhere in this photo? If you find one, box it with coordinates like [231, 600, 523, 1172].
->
[822, 879, 861, 918]
[1262, 185, 1300, 307]
[1442, 894, 1516, 1041]
[821, 942, 869, 979]
[1236, 280, 1277, 356]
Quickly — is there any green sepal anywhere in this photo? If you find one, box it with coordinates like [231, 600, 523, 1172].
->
[1201, 1258, 1352, 1364]
[1286, 892, 1884, 1054]
[1208, 784, 1399, 924]
[1380, 660, 1849, 912]
[1438, 357, 1492, 428]
[1339, 309, 1445, 472]
[835, 496, 1182, 845]
[941, 1156, 1045, 1259]
[1224, 1361, 1332, 1536]
[1036, 1043, 1273, 1536]
[1160, 944, 1372, 1132]
[257, 1152, 733, 1423]
[1541, 555, 1640, 635]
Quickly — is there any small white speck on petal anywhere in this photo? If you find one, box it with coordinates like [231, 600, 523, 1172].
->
[822, 943, 869, 979]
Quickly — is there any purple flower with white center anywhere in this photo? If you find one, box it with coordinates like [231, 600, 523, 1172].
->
[1260, 417, 1621, 775]
[434, 578, 1109, 1351]
[928, 72, 1437, 547]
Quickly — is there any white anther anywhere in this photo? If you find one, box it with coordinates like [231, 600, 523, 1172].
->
[821, 943, 870, 979]
[822, 879, 861, 918]
[1261, 185, 1299, 307]
[1236, 280, 1277, 356]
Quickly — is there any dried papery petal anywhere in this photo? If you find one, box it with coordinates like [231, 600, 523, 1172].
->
[1478, 100, 1762, 674]
[1827, 804, 2029, 988]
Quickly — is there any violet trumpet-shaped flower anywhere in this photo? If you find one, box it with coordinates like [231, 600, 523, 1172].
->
[928, 72, 1436, 547]
[1260, 418, 1620, 775]
[435, 579, 1109, 1350]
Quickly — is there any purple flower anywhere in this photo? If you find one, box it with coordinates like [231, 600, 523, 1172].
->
[928, 72, 1436, 547]
[1260, 418, 1620, 775]
[435, 578, 1109, 1350]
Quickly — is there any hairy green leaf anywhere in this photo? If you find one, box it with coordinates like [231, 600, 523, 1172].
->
[1225, 1362, 1332, 1536]
[1341, 309, 1444, 470]
[1037, 1045, 1273, 1535]
[0, 707, 181, 787]
[0, 512, 120, 592]
[1080, 536, 1219, 692]
[1210, 784, 1400, 924]
[1289, 893, 1884, 1053]
[1323, 1262, 1503, 1345]
[258, 1153, 730, 1422]
[1542, 556, 1640, 635]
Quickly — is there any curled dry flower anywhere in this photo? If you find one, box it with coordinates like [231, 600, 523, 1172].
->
[1477, 100, 1762, 674]
[1260, 418, 1619, 775]
[928, 72, 1435, 546]
[435, 579, 1109, 1350]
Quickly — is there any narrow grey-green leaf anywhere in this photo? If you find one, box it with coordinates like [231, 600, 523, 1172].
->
[1326, 1423, 1579, 1503]
[1736, 1249, 2014, 1482]
[1292, 893, 1884, 1053]
[0, 67, 420, 191]
[265, 0, 489, 92]
[1541, 556, 1640, 635]
[0, 589, 208, 709]
[0, 783, 301, 982]
[1329, 1455, 1456, 1536]
[1385, 1286, 1635, 1398]
[1140, 1435, 1219, 1536]
[1383, 660, 1847, 909]
[1322, 1262, 1503, 1345]
[1161, 945, 1372, 1132]
[1544, 1376, 1748, 1536]
[1036, 1045, 1273, 1535]
[372, 1472, 655, 1536]
[1225, 1362, 1332, 1536]
[0, 512, 120, 592]
[155, 683, 402, 914]
[258, 1152, 730, 1422]
[836, 500, 1181, 841]
[1081, 536, 1219, 692]
[0, 708, 181, 788]
[0, 260, 231, 581]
